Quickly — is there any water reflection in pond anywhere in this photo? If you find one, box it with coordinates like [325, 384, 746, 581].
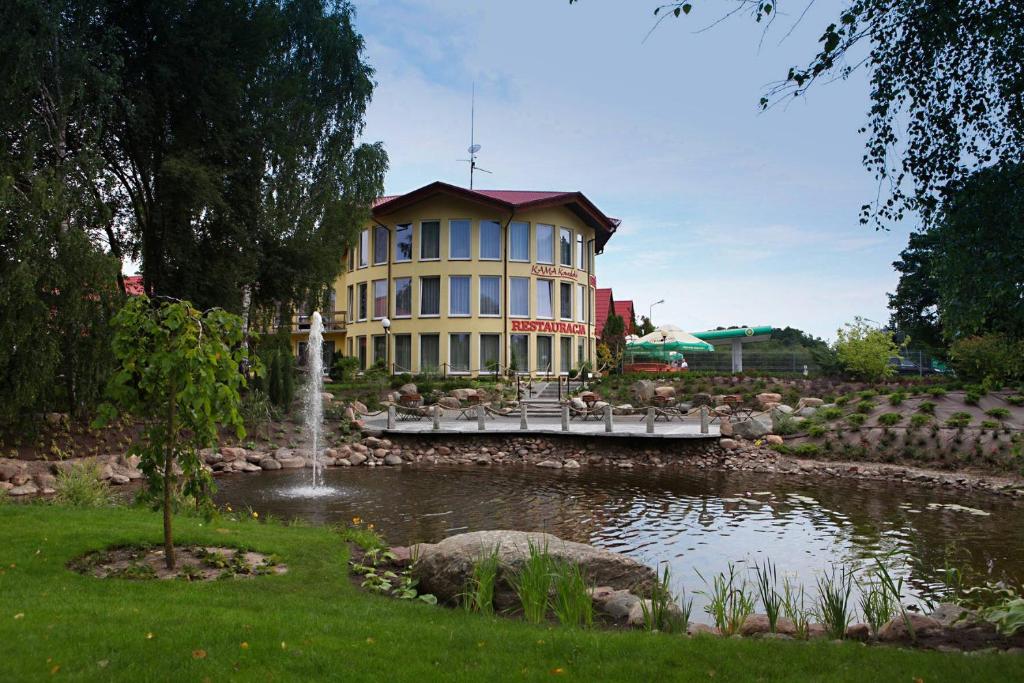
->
[215, 465, 1023, 614]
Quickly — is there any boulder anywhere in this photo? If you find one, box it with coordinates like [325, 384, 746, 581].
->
[412, 530, 657, 610]
[614, 404, 634, 414]
[720, 438, 739, 450]
[772, 404, 794, 416]
[756, 392, 783, 408]
[877, 614, 943, 642]
[109, 474, 130, 485]
[592, 401, 609, 412]
[654, 386, 676, 398]
[731, 414, 773, 439]
[34, 473, 57, 489]
[929, 602, 971, 627]
[563, 459, 581, 469]
[719, 419, 733, 437]
[692, 393, 714, 407]
[630, 380, 657, 403]
[321, 392, 334, 402]
[627, 599, 688, 628]
[740, 614, 797, 637]
[536, 460, 563, 469]
[9, 482, 39, 496]
[450, 388, 477, 401]
[796, 397, 824, 410]
[277, 454, 306, 469]
[398, 383, 418, 396]
[714, 404, 732, 415]
[765, 435, 784, 446]
[438, 397, 461, 410]
[258, 457, 282, 471]
[570, 397, 587, 411]
[0, 461, 24, 482]
[687, 623, 718, 637]
[349, 452, 368, 466]
[352, 400, 368, 415]
[845, 623, 870, 641]
[591, 588, 641, 621]
[384, 454, 403, 466]
[220, 447, 247, 462]
[796, 407, 818, 418]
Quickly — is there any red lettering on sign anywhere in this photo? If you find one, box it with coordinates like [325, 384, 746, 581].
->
[511, 320, 588, 335]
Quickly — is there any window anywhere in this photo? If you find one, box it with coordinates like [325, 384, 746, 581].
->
[394, 334, 412, 372]
[420, 277, 440, 316]
[510, 334, 529, 373]
[347, 337, 352, 357]
[372, 280, 387, 319]
[560, 282, 573, 320]
[480, 334, 500, 372]
[420, 221, 440, 260]
[536, 279, 553, 319]
[394, 223, 413, 262]
[577, 284, 586, 323]
[357, 282, 367, 321]
[449, 275, 470, 316]
[510, 277, 530, 317]
[449, 219, 470, 260]
[358, 229, 369, 268]
[297, 341, 308, 366]
[357, 336, 367, 369]
[536, 336, 553, 373]
[449, 333, 470, 372]
[577, 337, 585, 366]
[479, 276, 501, 316]
[536, 224, 554, 264]
[346, 285, 353, 322]
[348, 247, 354, 271]
[576, 234, 585, 269]
[560, 337, 573, 373]
[372, 335, 387, 366]
[373, 225, 388, 265]
[559, 227, 572, 266]
[420, 334, 439, 371]
[394, 277, 412, 318]
[509, 221, 530, 261]
[480, 220, 501, 260]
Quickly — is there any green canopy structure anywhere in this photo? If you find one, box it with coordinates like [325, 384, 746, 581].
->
[625, 325, 714, 365]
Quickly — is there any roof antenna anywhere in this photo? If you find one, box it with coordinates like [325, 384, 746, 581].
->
[458, 83, 492, 189]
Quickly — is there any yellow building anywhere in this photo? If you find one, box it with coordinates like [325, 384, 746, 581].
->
[290, 181, 619, 377]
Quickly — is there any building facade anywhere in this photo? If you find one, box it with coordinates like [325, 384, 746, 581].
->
[289, 181, 619, 377]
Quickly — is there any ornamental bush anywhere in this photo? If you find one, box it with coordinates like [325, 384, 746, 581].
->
[833, 319, 901, 382]
[949, 334, 1024, 385]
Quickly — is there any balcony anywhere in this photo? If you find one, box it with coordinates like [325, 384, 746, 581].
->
[276, 311, 347, 333]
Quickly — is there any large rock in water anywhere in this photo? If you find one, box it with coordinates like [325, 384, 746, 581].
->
[732, 413, 773, 439]
[412, 530, 657, 609]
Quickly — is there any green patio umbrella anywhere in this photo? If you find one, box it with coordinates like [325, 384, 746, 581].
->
[628, 325, 715, 353]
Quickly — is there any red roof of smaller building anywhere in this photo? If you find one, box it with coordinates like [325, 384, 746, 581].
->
[595, 288, 614, 337]
[123, 275, 145, 296]
[614, 300, 636, 334]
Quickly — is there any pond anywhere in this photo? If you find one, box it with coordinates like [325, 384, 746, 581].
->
[214, 464, 1024, 617]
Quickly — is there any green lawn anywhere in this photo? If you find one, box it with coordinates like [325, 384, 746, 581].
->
[1, 505, 1020, 681]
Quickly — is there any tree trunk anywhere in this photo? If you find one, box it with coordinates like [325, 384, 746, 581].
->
[164, 379, 177, 570]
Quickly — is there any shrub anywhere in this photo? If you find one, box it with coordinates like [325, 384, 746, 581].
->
[947, 412, 972, 428]
[918, 401, 937, 415]
[888, 392, 906, 406]
[878, 413, 902, 427]
[846, 413, 867, 428]
[54, 462, 112, 507]
[856, 401, 877, 414]
[331, 356, 361, 383]
[835, 395, 850, 406]
[964, 392, 981, 406]
[859, 390, 878, 400]
[793, 443, 822, 457]
[819, 407, 844, 421]
[773, 412, 799, 436]
[807, 424, 827, 438]
[833, 319, 901, 381]
[1007, 395, 1024, 407]
[981, 420, 1000, 430]
[949, 334, 1024, 385]
[927, 387, 948, 398]
[986, 407, 1012, 420]
[909, 414, 932, 429]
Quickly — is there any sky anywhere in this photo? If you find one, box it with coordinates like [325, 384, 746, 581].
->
[353, 0, 914, 341]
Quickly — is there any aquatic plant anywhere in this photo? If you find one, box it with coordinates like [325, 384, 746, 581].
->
[858, 569, 898, 638]
[640, 564, 687, 633]
[510, 540, 553, 624]
[551, 560, 593, 628]
[782, 577, 812, 640]
[464, 547, 501, 616]
[753, 559, 783, 633]
[816, 564, 855, 639]
[54, 462, 112, 508]
[698, 563, 756, 636]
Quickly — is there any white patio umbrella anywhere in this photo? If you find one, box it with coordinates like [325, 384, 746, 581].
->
[631, 325, 715, 352]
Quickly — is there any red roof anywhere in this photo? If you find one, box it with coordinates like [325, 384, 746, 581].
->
[595, 288, 614, 337]
[614, 300, 636, 334]
[123, 275, 145, 296]
[373, 181, 620, 252]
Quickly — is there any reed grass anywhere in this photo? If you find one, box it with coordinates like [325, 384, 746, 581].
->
[754, 559, 783, 633]
[463, 546, 501, 615]
[551, 560, 593, 628]
[858, 570, 898, 638]
[698, 562, 756, 636]
[510, 540, 553, 624]
[640, 563, 689, 633]
[783, 577, 812, 639]
[816, 564, 855, 639]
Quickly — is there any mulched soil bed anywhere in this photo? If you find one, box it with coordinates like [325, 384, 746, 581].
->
[69, 545, 287, 581]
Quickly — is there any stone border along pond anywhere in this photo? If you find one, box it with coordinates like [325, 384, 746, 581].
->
[351, 529, 1024, 653]
[2, 428, 1024, 500]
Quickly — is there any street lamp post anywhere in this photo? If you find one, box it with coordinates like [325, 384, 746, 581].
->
[648, 299, 665, 329]
[381, 317, 391, 375]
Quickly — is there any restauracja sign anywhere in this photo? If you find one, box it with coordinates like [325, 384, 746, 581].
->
[511, 320, 587, 335]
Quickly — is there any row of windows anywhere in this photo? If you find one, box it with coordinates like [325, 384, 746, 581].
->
[352, 221, 592, 270]
[344, 332, 588, 374]
[346, 276, 590, 322]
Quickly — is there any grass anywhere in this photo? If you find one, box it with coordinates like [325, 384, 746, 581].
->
[54, 461, 113, 507]
[463, 547, 501, 615]
[816, 565, 855, 639]
[0, 506, 1020, 681]
[510, 540, 554, 624]
[550, 561, 593, 629]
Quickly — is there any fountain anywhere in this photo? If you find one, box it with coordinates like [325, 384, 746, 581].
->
[302, 311, 325, 489]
